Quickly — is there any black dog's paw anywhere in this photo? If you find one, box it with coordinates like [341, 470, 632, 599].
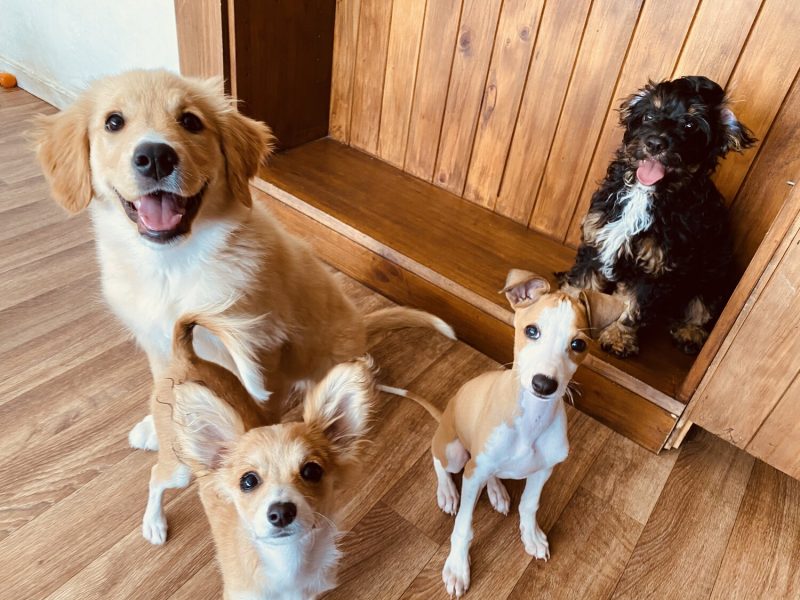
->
[599, 323, 639, 358]
[670, 323, 707, 355]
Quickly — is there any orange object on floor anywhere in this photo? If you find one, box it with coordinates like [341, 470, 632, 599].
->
[0, 73, 18, 88]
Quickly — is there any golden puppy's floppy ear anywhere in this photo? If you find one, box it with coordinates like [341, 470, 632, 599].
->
[501, 269, 550, 310]
[32, 100, 93, 213]
[219, 106, 274, 207]
[579, 290, 625, 339]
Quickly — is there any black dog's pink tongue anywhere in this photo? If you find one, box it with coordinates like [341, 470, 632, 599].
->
[636, 159, 666, 186]
[135, 193, 185, 231]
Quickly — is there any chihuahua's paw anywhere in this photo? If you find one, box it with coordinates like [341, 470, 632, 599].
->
[487, 477, 510, 515]
[437, 477, 460, 516]
[142, 511, 168, 545]
[521, 522, 550, 560]
[599, 322, 639, 358]
[442, 552, 471, 597]
[129, 414, 159, 451]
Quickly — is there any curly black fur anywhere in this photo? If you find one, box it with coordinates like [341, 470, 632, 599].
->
[562, 76, 756, 355]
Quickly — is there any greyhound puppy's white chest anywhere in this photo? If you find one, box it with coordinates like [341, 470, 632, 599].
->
[478, 391, 569, 480]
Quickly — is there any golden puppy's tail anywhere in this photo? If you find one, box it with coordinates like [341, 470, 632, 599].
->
[364, 307, 456, 340]
[378, 384, 441, 422]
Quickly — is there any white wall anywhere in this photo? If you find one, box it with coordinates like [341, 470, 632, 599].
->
[0, 0, 180, 108]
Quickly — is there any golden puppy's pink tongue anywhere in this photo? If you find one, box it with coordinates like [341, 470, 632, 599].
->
[135, 194, 184, 231]
[636, 159, 666, 186]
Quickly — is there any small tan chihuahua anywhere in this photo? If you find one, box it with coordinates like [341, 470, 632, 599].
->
[158, 314, 373, 599]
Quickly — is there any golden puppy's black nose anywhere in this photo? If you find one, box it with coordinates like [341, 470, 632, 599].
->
[133, 142, 179, 181]
[532, 374, 558, 396]
[267, 502, 297, 528]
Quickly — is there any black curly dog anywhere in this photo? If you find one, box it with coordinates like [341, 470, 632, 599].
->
[560, 76, 755, 357]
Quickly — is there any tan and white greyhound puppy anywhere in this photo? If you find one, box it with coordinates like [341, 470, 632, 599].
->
[427, 269, 624, 597]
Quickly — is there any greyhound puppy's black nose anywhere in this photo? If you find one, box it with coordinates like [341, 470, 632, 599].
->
[531, 374, 558, 396]
[267, 502, 297, 528]
[133, 142, 179, 181]
[644, 135, 666, 154]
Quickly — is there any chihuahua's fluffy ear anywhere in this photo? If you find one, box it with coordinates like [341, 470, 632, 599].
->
[502, 269, 550, 310]
[174, 382, 246, 470]
[32, 97, 93, 213]
[303, 359, 374, 464]
[579, 290, 626, 339]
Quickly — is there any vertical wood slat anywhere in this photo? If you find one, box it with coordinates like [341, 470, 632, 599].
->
[494, 0, 593, 224]
[403, 0, 463, 182]
[432, 0, 504, 196]
[728, 73, 800, 271]
[377, 0, 427, 168]
[529, 0, 644, 239]
[173, 0, 226, 80]
[350, 0, 394, 154]
[563, 0, 701, 247]
[671, 0, 761, 84]
[329, 0, 362, 143]
[462, 0, 545, 209]
[746, 377, 800, 480]
[713, 0, 800, 201]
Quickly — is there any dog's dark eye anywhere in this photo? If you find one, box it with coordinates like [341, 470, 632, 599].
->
[642, 111, 655, 122]
[300, 462, 323, 482]
[683, 119, 695, 130]
[239, 471, 261, 492]
[105, 113, 125, 132]
[525, 325, 540, 340]
[180, 112, 204, 133]
[571, 339, 587, 353]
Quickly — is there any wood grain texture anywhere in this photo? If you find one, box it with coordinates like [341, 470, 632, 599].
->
[349, 0, 393, 154]
[611, 428, 754, 600]
[671, 0, 761, 83]
[529, 0, 644, 239]
[403, 0, 462, 181]
[713, 0, 800, 201]
[495, 0, 592, 224]
[746, 375, 800, 480]
[377, 0, 427, 168]
[174, 0, 226, 80]
[729, 73, 800, 271]
[462, 0, 544, 208]
[433, 0, 503, 195]
[710, 460, 800, 599]
[565, 0, 701, 246]
[329, 0, 362, 143]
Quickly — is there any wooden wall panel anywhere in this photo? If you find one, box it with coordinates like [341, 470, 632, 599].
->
[746, 376, 800, 480]
[330, 0, 795, 266]
[329, 0, 362, 143]
[377, 0, 427, 168]
[349, 0, 393, 154]
[563, 0, 700, 247]
[462, 0, 544, 208]
[433, 0, 503, 196]
[174, 0, 226, 80]
[495, 0, 593, 224]
[529, 0, 643, 239]
[403, 0, 462, 182]
[713, 0, 800, 201]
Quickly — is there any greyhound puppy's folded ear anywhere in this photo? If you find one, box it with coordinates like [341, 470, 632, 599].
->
[501, 269, 550, 310]
[580, 290, 626, 339]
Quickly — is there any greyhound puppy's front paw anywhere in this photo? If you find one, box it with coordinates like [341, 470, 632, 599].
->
[487, 477, 510, 515]
[599, 322, 639, 358]
[520, 522, 550, 560]
[437, 477, 460, 515]
[442, 551, 471, 597]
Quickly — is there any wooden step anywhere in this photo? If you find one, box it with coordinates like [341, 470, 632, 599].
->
[255, 138, 694, 451]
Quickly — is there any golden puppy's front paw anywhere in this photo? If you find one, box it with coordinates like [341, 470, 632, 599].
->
[599, 322, 639, 358]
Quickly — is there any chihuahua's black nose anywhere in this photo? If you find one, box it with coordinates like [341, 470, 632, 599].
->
[267, 502, 297, 528]
[531, 374, 558, 397]
[644, 135, 666, 154]
[133, 142, 179, 180]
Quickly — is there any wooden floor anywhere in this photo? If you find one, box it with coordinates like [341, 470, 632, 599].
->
[2, 87, 798, 600]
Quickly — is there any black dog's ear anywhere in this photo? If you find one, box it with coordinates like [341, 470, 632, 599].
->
[619, 80, 655, 124]
[719, 106, 756, 154]
[684, 76, 725, 105]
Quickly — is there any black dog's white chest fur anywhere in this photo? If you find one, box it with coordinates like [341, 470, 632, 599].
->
[595, 182, 655, 279]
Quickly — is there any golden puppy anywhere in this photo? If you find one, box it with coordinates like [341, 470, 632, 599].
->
[33, 70, 453, 544]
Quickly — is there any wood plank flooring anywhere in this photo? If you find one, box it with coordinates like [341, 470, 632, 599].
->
[1, 87, 798, 600]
